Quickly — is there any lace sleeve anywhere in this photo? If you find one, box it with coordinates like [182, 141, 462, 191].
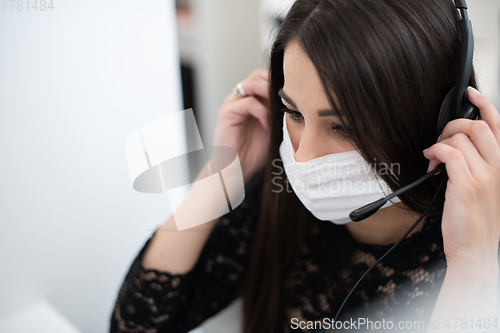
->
[110, 169, 264, 333]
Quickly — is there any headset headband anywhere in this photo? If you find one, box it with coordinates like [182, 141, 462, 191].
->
[436, 0, 478, 135]
[451, 0, 474, 119]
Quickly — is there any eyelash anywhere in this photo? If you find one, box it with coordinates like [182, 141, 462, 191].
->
[279, 106, 351, 140]
[280, 106, 303, 123]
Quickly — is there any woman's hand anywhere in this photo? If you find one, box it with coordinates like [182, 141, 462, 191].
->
[423, 87, 500, 326]
[424, 86, 500, 267]
[212, 69, 271, 184]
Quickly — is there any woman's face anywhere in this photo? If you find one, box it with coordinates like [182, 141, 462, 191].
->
[281, 40, 356, 162]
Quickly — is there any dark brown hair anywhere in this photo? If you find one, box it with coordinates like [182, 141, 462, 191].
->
[239, 0, 477, 332]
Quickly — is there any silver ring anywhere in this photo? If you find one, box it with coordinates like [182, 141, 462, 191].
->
[232, 82, 247, 98]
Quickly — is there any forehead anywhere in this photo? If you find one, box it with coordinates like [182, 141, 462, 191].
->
[282, 40, 334, 111]
[283, 40, 317, 83]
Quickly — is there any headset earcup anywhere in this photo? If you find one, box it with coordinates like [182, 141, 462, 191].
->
[437, 87, 454, 136]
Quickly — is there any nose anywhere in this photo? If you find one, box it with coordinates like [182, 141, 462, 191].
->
[293, 129, 331, 163]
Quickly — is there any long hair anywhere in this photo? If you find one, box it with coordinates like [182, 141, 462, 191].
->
[239, 0, 477, 332]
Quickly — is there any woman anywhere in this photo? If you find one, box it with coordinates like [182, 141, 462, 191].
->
[110, 0, 500, 332]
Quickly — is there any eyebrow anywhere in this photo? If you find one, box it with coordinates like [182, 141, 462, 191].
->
[278, 88, 337, 117]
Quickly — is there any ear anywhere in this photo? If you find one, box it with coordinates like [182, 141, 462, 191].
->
[437, 87, 454, 137]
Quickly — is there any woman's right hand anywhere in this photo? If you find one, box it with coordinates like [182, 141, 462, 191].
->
[212, 69, 271, 184]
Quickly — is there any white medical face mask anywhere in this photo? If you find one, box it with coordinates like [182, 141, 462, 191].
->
[278, 113, 400, 224]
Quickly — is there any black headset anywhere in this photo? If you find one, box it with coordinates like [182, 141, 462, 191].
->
[331, 0, 480, 326]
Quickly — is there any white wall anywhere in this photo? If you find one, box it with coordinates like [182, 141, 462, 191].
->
[0, 1, 184, 332]
[469, 0, 500, 108]
[190, 0, 264, 149]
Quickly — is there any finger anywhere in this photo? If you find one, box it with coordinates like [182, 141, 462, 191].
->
[467, 86, 500, 147]
[241, 69, 269, 99]
[224, 69, 270, 104]
[426, 156, 442, 174]
[257, 68, 269, 80]
[436, 118, 500, 166]
[425, 133, 482, 174]
[423, 142, 474, 185]
[224, 96, 269, 131]
[444, 133, 489, 178]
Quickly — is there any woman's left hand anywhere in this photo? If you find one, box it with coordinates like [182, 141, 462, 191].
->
[423, 86, 500, 269]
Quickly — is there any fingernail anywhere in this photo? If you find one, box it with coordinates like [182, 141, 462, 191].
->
[467, 86, 482, 96]
[423, 148, 429, 154]
[436, 134, 441, 142]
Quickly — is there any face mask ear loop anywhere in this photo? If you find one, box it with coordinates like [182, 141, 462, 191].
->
[331, 175, 447, 326]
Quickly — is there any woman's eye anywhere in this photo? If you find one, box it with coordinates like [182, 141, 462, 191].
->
[332, 123, 350, 141]
[280, 106, 303, 123]
[280, 105, 351, 141]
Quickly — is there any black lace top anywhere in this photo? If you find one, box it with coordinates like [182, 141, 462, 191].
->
[110, 169, 448, 333]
